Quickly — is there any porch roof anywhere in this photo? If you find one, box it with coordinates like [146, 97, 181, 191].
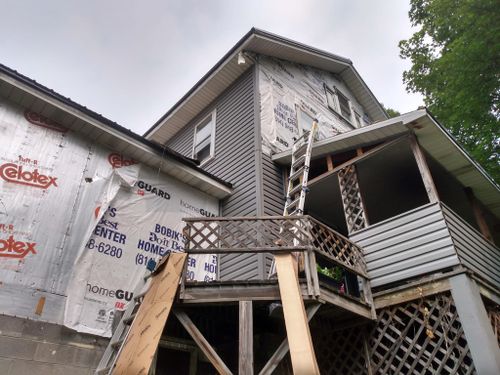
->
[273, 109, 500, 218]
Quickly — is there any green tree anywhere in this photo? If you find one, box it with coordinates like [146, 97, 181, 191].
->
[399, 0, 499, 182]
[382, 104, 401, 118]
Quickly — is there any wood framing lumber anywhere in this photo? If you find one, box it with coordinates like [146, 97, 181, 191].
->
[274, 253, 320, 375]
[409, 133, 439, 203]
[308, 136, 406, 187]
[239, 301, 253, 375]
[175, 310, 233, 375]
[113, 252, 187, 375]
[258, 303, 321, 375]
[464, 187, 493, 242]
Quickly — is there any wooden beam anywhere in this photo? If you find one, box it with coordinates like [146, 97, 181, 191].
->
[326, 154, 334, 171]
[239, 301, 253, 375]
[274, 254, 320, 374]
[175, 310, 233, 375]
[464, 187, 493, 242]
[309, 136, 406, 187]
[409, 133, 439, 203]
[258, 304, 321, 375]
[374, 278, 451, 309]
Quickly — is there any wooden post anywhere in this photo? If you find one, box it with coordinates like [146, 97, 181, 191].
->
[239, 301, 253, 375]
[464, 187, 493, 242]
[274, 253, 320, 375]
[449, 274, 500, 374]
[409, 133, 439, 203]
[326, 155, 334, 171]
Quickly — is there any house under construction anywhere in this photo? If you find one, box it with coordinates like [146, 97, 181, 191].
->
[0, 29, 499, 374]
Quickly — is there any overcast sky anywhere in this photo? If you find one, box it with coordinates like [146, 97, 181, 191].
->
[1, 0, 423, 135]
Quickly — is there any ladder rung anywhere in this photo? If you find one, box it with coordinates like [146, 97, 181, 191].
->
[291, 154, 306, 168]
[289, 167, 304, 182]
[288, 208, 304, 216]
[111, 338, 124, 349]
[96, 366, 112, 375]
[123, 313, 136, 325]
[286, 197, 300, 210]
[288, 184, 304, 197]
[294, 143, 308, 156]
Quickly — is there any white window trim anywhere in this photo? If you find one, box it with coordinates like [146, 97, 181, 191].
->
[324, 84, 356, 128]
[296, 104, 317, 136]
[192, 109, 216, 165]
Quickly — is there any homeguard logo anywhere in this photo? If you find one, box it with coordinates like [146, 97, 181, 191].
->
[0, 235, 37, 259]
[86, 283, 134, 302]
[24, 110, 68, 133]
[136, 180, 171, 200]
[180, 200, 216, 217]
[0, 163, 58, 189]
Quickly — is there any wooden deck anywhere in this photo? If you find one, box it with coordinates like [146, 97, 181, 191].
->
[179, 278, 373, 319]
[180, 215, 375, 321]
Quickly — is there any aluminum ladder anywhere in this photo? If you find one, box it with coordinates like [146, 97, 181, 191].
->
[269, 120, 319, 276]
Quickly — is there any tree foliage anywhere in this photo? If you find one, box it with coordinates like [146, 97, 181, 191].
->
[382, 104, 401, 118]
[399, 0, 499, 182]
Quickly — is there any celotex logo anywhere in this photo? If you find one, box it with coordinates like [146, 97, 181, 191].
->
[24, 110, 68, 133]
[0, 235, 37, 259]
[0, 163, 58, 189]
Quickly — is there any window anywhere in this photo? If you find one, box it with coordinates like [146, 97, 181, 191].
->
[336, 89, 351, 119]
[324, 84, 355, 125]
[298, 110, 315, 135]
[325, 86, 338, 112]
[363, 113, 372, 126]
[354, 111, 362, 128]
[193, 111, 215, 163]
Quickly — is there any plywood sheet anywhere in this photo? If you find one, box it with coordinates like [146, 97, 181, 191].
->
[113, 252, 187, 375]
[274, 253, 320, 375]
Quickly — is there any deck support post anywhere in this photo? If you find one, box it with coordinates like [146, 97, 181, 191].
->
[239, 301, 254, 375]
[409, 133, 439, 203]
[449, 274, 500, 374]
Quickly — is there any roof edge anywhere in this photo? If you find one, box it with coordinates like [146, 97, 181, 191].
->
[0, 63, 233, 191]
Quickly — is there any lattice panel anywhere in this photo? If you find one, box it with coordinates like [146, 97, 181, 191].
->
[369, 292, 475, 374]
[184, 217, 309, 250]
[308, 217, 367, 274]
[338, 165, 368, 233]
[486, 303, 500, 348]
[311, 317, 369, 375]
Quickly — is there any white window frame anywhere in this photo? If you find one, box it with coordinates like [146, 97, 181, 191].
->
[296, 104, 317, 137]
[324, 84, 356, 127]
[192, 110, 216, 165]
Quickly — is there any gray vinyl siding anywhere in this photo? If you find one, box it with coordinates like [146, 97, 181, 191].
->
[261, 153, 285, 272]
[351, 202, 459, 288]
[167, 68, 263, 280]
[262, 153, 285, 216]
[442, 203, 500, 289]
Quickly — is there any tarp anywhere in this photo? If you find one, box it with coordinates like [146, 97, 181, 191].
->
[0, 101, 218, 336]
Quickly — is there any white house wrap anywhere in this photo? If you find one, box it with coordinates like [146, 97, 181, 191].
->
[258, 55, 367, 154]
[0, 101, 218, 337]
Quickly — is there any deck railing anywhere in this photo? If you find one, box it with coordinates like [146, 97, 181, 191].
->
[183, 215, 367, 276]
[182, 215, 371, 304]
